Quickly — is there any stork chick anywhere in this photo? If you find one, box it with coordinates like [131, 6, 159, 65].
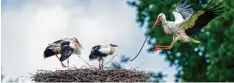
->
[89, 44, 118, 69]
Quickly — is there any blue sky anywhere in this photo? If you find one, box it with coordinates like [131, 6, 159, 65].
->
[1, 0, 176, 82]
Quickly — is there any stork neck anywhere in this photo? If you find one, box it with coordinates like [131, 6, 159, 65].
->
[109, 47, 115, 55]
[161, 18, 167, 25]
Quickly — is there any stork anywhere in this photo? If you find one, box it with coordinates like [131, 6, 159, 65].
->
[43, 37, 83, 68]
[89, 44, 118, 69]
[152, 0, 223, 51]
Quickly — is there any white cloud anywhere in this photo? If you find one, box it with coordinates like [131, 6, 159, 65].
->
[2, 0, 176, 82]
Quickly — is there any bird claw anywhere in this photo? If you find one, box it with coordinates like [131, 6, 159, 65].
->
[167, 46, 172, 49]
[153, 47, 161, 52]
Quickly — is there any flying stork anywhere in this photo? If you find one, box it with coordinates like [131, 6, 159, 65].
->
[152, 0, 223, 51]
[43, 37, 83, 68]
[89, 44, 118, 69]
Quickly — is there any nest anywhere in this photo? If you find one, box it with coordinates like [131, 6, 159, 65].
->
[31, 69, 149, 82]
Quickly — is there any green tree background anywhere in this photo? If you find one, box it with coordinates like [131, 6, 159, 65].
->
[127, 0, 234, 82]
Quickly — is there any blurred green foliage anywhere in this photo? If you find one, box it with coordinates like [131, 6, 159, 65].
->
[109, 55, 131, 69]
[127, 0, 234, 82]
[148, 72, 167, 82]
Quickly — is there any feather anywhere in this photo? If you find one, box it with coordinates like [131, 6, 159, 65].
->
[60, 45, 74, 61]
[98, 47, 111, 54]
[180, 10, 205, 29]
[179, 0, 223, 36]
[174, 0, 194, 20]
[89, 44, 117, 60]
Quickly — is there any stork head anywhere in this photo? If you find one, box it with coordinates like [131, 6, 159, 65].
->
[109, 44, 118, 47]
[71, 37, 83, 49]
[109, 44, 118, 55]
[158, 13, 166, 19]
[152, 13, 165, 29]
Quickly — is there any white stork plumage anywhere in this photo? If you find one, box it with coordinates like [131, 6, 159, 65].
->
[89, 44, 118, 69]
[43, 37, 83, 68]
[152, 0, 223, 51]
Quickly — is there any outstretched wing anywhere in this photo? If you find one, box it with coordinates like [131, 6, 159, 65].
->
[173, 0, 194, 22]
[180, 0, 223, 36]
[60, 45, 74, 61]
[53, 39, 64, 44]
[52, 38, 70, 44]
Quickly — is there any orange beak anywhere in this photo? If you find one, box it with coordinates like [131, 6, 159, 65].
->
[152, 16, 161, 29]
[76, 41, 83, 49]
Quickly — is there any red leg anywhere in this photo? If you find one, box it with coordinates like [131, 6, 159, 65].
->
[99, 60, 101, 69]
[55, 54, 66, 68]
[101, 59, 104, 69]
[67, 58, 69, 68]
[153, 36, 177, 52]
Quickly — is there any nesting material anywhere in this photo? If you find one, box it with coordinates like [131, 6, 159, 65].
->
[31, 69, 149, 82]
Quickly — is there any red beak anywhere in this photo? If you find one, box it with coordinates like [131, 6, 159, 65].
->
[152, 16, 161, 29]
[76, 41, 83, 49]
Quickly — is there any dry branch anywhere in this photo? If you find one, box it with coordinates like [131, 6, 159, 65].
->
[31, 69, 149, 82]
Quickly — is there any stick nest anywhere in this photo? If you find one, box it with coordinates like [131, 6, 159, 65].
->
[31, 69, 149, 82]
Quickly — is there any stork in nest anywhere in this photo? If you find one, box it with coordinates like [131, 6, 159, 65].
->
[43, 37, 83, 68]
[89, 44, 118, 69]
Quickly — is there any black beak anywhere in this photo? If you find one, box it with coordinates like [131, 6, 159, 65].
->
[110, 44, 118, 47]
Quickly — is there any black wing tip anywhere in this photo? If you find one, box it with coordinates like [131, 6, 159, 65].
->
[60, 45, 74, 61]
[204, 0, 224, 14]
[185, 0, 224, 36]
[43, 46, 55, 58]
[59, 56, 66, 62]
[89, 54, 97, 61]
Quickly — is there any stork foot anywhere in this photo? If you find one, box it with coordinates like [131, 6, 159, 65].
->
[153, 45, 172, 52]
[98, 65, 103, 70]
[153, 47, 161, 52]
[99, 66, 101, 70]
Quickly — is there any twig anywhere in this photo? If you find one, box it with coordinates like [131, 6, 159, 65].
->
[80, 65, 87, 69]
[104, 54, 120, 65]
[130, 2, 167, 61]
[76, 55, 93, 68]
[130, 29, 152, 61]
[31, 69, 148, 82]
